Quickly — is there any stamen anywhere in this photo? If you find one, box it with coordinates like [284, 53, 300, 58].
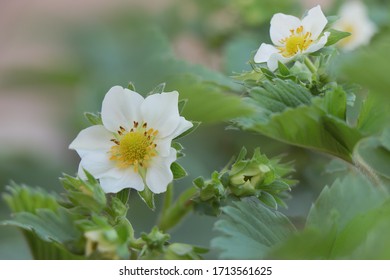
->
[109, 121, 159, 171]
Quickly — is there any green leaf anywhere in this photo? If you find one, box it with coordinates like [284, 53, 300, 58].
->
[330, 200, 390, 259]
[325, 29, 351, 46]
[84, 112, 103, 126]
[235, 80, 363, 162]
[260, 67, 276, 80]
[2, 183, 59, 213]
[268, 227, 337, 259]
[211, 198, 296, 259]
[324, 86, 347, 119]
[223, 34, 259, 74]
[342, 35, 390, 96]
[170, 162, 187, 180]
[380, 127, 390, 151]
[1, 208, 80, 244]
[166, 75, 254, 124]
[353, 136, 390, 180]
[270, 173, 390, 259]
[60, 173, 107, 212]
[307, 174, 385, 233]
[248, 79, 312, 117]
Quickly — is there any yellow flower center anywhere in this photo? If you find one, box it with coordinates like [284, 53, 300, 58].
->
[279, 26, 314, 57]
[109, 121, 158, 172]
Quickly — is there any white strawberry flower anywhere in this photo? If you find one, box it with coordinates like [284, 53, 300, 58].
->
[69, 86, 193, 194]
[334, 1, 376, 51]
[254, 5, 330, 71]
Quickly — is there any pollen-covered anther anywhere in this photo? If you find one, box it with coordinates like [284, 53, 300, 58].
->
[278, 26, 314, 58]
[109, 121, 159, 171]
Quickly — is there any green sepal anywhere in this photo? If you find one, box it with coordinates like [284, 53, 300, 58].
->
[171, 162, 187, 180]
[84, 112, 103, 126]
[325, 29, 351, 46]
[115, 188, 130, 205]
[178, 99, 188, 114]
[127, 82, 136, 91]
[277, 61, 291, 76]
[138, 186, 155, 210]
[148, 83, 166, 95]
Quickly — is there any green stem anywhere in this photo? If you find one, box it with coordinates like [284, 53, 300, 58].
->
[161, 183, 174, 218]
[353, 153, 388, 194]
[158, 186, 198, 232]
[304, 56, 317, 74]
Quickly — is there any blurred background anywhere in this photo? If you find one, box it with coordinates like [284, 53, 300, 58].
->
[1, 0, 389, 259]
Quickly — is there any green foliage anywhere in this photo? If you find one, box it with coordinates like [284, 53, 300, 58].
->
[269, 174, 390, 259]
[167, 75, 254, 124]
[61, 172, 107, 213]
[1, 174, 134, 259]
[353, 129, 390, 181]
[234, 79, 364, 162]
[2, 182, 59, 213]
[192, 147, 296, 216]
[212, 198, 296, 259]
[138, 226, 206, 260]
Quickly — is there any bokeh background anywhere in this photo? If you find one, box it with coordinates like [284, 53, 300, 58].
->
[1, 0, 389, 259]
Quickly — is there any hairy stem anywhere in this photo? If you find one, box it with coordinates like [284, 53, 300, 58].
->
[353, 153, 388, 194]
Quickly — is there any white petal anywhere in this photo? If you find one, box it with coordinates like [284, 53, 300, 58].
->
[302, 5, 328, 40]
[305, 32, 330, 54]
[145, 148, 176, 194]
[101, 86, 144, 133]
[69, 125, 113, 157]
[78, 152, 116, 179]
[141, 91, 181, 138]
[254, 43, 279, 63]
[270, 13, 301, 46]
[99, 169, 144, 193]
[169, 117, 193, 139]
[267, 52, 293, 72]
[155, 138, 172, 157]
[154, 117, 192, 157]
